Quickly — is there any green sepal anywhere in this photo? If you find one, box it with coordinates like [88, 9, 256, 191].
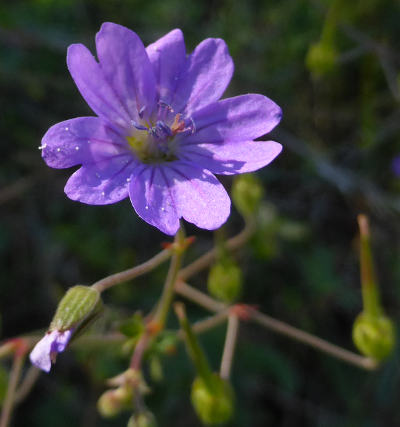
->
[50, 285, 102, 332]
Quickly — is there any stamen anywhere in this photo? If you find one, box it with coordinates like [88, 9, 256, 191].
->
[131, 120, 147, 131]
[138, 106, 146, 119]
[158, 100, 174, 113]
[171, 114, 185, 134]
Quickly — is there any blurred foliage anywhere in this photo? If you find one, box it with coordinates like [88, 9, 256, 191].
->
[1, 0, 400, 426]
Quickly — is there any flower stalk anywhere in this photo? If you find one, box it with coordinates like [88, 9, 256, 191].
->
[174, 302, 215, 391]
[357, 214, 381, 317]
[153, 225, 187, 328]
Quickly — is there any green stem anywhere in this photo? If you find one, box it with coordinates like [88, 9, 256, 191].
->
[358, 214, 382, 317]
[174, 303, 215, 391]
[153, 225, 186, 327]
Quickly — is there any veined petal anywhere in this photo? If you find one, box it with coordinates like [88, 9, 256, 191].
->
[67, 44, 132, 128]
[169, 161, 231, 230]
[41, 117, 128, 169]
[96, 22, 157, 121]
[65, 156, 137, 205]
[183, 94, 282, 145]
[146, 29, 186, 106]
[128, 164, 180, 235]
[128, 161, 230, 235]
[171, 38, 234, 114]
[179, 140, 282, 175]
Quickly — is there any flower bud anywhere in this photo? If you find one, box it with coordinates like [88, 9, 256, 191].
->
[207, 260, 242, 303]
[352, 312, 395, 361]
[306, 41, 337, 77]
[97, 385, 133, 418]
[127, 411, 157, 427]
[232, 174, 264, 218]
[191, 374, 234, 425]
[50, 285, 102, 332]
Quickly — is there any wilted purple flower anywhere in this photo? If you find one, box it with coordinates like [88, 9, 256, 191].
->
[41, 23, 282, 235]
[30, 329, 73, 372]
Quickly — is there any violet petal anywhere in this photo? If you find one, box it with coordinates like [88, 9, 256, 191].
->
[179, 140, 282, 175]
[129, 161, 230, 235]
[65, 156, 137, 205]
[182, 94, 282, 145]
[30, 330, 73, 373]
[171, 38, 234, 114]
[146, 29, 186, 107]
[67, 44, 132, 129]
[41, 117, 128, 169]
[95, 22, 157, 122]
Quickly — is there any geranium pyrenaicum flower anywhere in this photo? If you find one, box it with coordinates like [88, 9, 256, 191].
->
[40, 23, 282, 235]
[29, 329, 73, 372]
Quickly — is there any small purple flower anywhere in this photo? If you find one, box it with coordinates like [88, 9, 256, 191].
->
[41, 23, 282, 235]
[30, 329, 73, 372]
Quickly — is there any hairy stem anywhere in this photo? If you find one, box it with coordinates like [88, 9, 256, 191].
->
[220, 314, 239, 380]
[177, 282, 378, 371]
[91, 248, 171, 293]
[0, 354, 25, 427]
[153, 226, 186, 327]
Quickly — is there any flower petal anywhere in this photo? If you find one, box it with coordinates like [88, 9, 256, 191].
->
[41, 117, 128, 169]
[179, 140, 282, 175]
[128, 161, 230, 235]
[29, 330, 73, 373]
[128, 164, 180, 235]
[183, 94, 282, 145]
[95, 22, 157, 121]
[171, 38, 234, 114]
[67, 43, 132, 128]
[169, 161, 231, 230]
[65, 155, 137, 205]
[146, 29, 186, 107]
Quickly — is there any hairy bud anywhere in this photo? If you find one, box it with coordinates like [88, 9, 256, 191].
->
[306, 42, 337, 77]
[50, 285, 102, 332]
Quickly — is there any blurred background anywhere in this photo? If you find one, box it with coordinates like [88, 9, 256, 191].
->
[1, 0, 400, 425]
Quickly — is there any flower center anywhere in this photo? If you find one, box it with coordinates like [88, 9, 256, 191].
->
[126, 103, 195, 164]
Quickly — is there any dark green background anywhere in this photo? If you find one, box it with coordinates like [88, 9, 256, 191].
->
[1, 0, 400, 425]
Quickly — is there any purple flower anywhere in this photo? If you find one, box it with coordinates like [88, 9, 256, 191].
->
[30, 330, 73, 372]
[41, 23, 282, 235]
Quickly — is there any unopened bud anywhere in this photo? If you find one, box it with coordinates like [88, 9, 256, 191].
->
[191, 374, 234, 425]
[306, 41, 337, 77]
[97, 385, 133, 418]
[50, 285, 102, 332]
[207, 260, 242, 303]
[127, 411, 157, 427]
[353, 312, 395, 361]
[232, 174, 264, 218]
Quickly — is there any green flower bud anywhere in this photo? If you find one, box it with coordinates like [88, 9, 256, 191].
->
[232, 174, 264, 218]
[306, 41, 337, 77]
[127, 411, 157, 427]
[191, 374, 234, 425]
[353, 312, 395, 361]
[97, 385, 133, 418]
[207, 260, 242, 303]
[50, 285, 102, 332]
